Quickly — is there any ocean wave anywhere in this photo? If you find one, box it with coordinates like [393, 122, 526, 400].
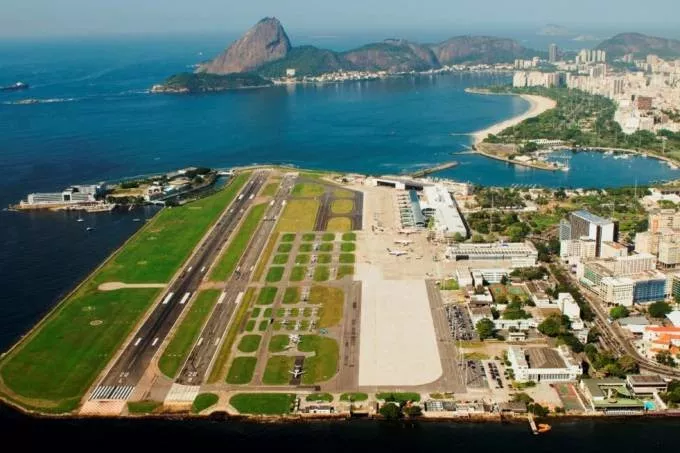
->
[2, 97, 79, 105]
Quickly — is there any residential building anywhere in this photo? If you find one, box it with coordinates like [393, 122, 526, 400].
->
[642, 326, 680, 358]
[508, 346, 582, 382]
[549, 43, 558, 63]
[600, 241, 628, 258]
[560, 238, 597, 261]
[557, 293, 584, 330]
[566, 210, 617, 257]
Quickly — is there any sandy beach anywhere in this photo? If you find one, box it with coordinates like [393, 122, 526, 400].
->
[472, 94, 557, 145]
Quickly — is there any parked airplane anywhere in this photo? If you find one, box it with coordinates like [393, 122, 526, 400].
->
[289, 364, 306, 378]
[387, 248, 407, 256]
[394, 239, 413, 246]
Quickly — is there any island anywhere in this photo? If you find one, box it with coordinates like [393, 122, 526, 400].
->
[151, 73, 272, 94]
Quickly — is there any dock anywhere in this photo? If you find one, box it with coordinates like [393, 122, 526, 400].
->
[409, 161, 458, 178]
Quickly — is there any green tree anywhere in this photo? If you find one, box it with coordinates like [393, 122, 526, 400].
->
[471, 234, 486, 243]
[609, 305, 629, 320]
[476, 319, 496, 340]
[538, 314, 565, 337]
[648, 301, 672, 318]
[453, 232, 465, 242]
[403, 405, 423, 417]
[379, 402, 402, 420]
[656, 351, 677, 368]
[618, 355, 639, 374]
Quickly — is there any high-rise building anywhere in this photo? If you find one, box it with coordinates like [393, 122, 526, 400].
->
[567, 210, 618, 257]
[549, 43, 559, 63]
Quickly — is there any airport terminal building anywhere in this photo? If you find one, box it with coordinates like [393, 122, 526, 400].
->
[445, 242, 538, 268]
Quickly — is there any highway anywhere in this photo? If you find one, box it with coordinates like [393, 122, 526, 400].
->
[90, 171, 268, 400]
[175, 174, 296, 385]
[557, 264, 680, 378]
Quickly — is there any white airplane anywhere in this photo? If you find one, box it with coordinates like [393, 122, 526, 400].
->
[394, 239, 413, 246]
[289, 365, 305, 378]
[387, 248, 407, 256]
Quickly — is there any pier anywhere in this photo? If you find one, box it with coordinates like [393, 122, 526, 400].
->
[409, 161, 458, 178]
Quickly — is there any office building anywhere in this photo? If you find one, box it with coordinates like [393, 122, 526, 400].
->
[508, 346, 582, 382]
[600, 276, 635, 306]
[600, 241, 628, 258]
[567, 210, 617, 257]
[24, 185, 101, 207]
[549, 43, 558, 63]
[560, 238, 597, 261]
[445, 242, 538, 268]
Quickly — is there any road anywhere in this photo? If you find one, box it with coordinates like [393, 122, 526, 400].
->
[175, 174, 296, 385]
[89, 171, 268, 400]
[556, 264, 680, 378]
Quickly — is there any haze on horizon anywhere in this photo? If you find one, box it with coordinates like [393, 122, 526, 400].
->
[1, 0, 679, 39]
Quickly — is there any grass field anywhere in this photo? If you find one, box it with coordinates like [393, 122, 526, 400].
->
[226, 357, 257, 384]
[263, 308, 272, 318]
[268, 335, 290, 352]
[127, 400, 162, 414]
[283, 287, 299, 304]
[337, 265, 354, 280]
[292, 183, 325, 197]
[281, 233, 296, 242]
[290, 266, 306, 281]
[313, 266, 330, 282]
[309, 286, 344, 328]
[265, 266, 284, 282]
[339, 253, 355, 264]
[230, 393, 295, 415]
[322, 233, 335, 241]
[331, 199, 354, 215]
[302, 233, 316, 241]
[192, 393, 219, 413]
[299, 243, 312, 252]
[210, 202, 267, 281]
[261, 182, 280, 197]
[253, 234, 278, 282]
[299, 335, 339, 384]
[237, 335, 262, 353]
[251, 307, 261, 318]
[258, 320, 269, 332]
[295, 254, 310, 264]
[262, 356, 296, 384]
[306, 393, 333, 402]
[341, 242, 356, 252]
[245, 320, 255, 332]
[327, 217, 352, 231]
[342, 233, 356, 241]
[277, 243, 293, 253]
[158, 290, 220, 378]
[257, 287, 277, 305]
[272, 254, 289, 265]
[319, 243, 333, 252]
[317, 254, 332, 264]
[340, 392, 368, 402]
[276, 199, 319, 232]
[0, 174, 252, 412]
[439, 279, 460, 290]
[376, 392, 421, 403]
[333, 188, 354, 198]
[207, 287, 255, 383]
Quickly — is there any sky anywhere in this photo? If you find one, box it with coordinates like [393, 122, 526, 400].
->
[1, 0, 679, 38]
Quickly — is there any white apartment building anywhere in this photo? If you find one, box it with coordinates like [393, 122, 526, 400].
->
[600, 276, 635, 307]
[557, 293, 584, 330]
[508, 346, 582, 382]
[560, 238, 597, 261]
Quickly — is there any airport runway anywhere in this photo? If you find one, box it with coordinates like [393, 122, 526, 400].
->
[90, 171, 268, 399]
[175, 174, 296, 385]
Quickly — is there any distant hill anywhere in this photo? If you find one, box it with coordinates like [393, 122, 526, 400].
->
[431, 36, 541, 65]
[153, 72, 272, 93]
[538, 24, 571, 37]
[596, 32, 680, 58]
[159, 17, 546, 87]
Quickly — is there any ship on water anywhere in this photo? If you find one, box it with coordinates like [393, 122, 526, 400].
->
[0, 82, 29, 92]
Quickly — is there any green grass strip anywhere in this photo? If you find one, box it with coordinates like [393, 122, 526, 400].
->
[230, 393, 296, 415]
[158, 290, 220, 378]
[192, 393, 219, 413]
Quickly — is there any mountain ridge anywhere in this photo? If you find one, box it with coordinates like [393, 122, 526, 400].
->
[596, 32, 680, 58]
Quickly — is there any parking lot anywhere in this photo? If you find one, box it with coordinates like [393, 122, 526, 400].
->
[445, 305, 477, 341]
[484, 360, 505, 390]
[460, 359, 487, 388]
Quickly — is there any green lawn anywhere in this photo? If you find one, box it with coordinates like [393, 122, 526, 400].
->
[339, 253, 355, 264]
[251, 307, 261, 318]
[210, 202, 267, 281]
[298, 335, 339, 384]
[341, 242, 356, 252]
[268, 335, 291, 352]
[322, 233, 335, 241]
[283, 287, 299, 304]
[276, 199, 319, 232]
[342, 233, 356, 241]
[265, 266, 284, 282]
[327, 217, 352, 232]
[295, 254, 310, 264]
[292, 183, 326, 197]
[158, 290, 220, 378]
[302, 233, 316, 242]
[0, 174, 252, 412]
[237, 334, 262, 353]
[290, 266, 306, 282]
[299, 243, 313, 252]
[340, 392, 368, 402]
[277, 243, 293, 253]
[376, 392, 421, 403]
[305, 393, 334, 402]
[281, 233, 296, 242]
[257, 287, 278, 305]
[272, 254, 289, 265]
[440, 279, 460, 290]
[317, 254, 332, 264]
[331, 199, 354, 215]
[244, 320, 255, 332]
[319, 243, 333, 252]
[230, 393, 295, 415]
[261, 182, 280, 197]
[192, 393, 219, 413]
[262, 356, 296, 384]
[313, 266, 330, 282]
[309, 286, 344, 328]
[127, 400, 162, 414]
[263, 308, 273, 318]
[258, 320, 269, 332]
[337, 265, 354, 280]
[226, 357, 257, 384]
[207, 288, 255, 383]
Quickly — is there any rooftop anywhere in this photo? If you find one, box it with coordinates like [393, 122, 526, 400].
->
[626, 374, 666, 386]
[526, 348, 566, 369]
[573, 210, 613, 226]
[617, 316, 650, 326]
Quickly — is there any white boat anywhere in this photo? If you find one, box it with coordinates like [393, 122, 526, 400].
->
[132, 218, 141, 222]
[561, 166, 570, 172]
[86, 227, 95, 232]
[76, 217, 84, 222]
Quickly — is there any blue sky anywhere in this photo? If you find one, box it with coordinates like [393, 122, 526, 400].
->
[1, 0, 679, 38]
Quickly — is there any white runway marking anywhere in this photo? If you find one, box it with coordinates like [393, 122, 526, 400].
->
[161, 292, 174, 305]
[217, 292, 227, 304]
[151, 337, 159, 347]
[133, 337, 142, 346]
[179, 292, 191, 305]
